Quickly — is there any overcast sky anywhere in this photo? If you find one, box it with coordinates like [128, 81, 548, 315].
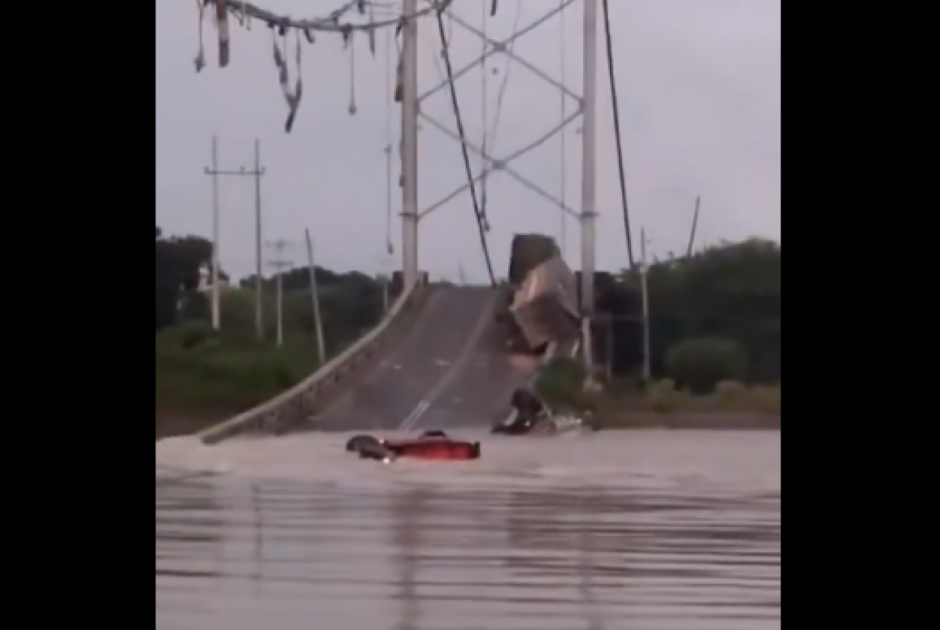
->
[156, 0, 781, 282]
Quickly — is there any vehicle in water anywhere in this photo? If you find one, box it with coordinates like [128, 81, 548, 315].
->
[346, 430, 481, 463]
[491, 386, 587, 436]
[346, 388, 588, 463]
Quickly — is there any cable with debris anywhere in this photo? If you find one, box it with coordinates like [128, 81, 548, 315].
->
[194, 0, 456, 132]
[601, 0, 636, 269]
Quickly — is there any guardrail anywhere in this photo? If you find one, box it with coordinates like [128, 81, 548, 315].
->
[198, 278, 428, 445]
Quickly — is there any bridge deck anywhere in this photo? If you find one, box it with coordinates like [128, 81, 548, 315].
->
[313, 286, 539, 432]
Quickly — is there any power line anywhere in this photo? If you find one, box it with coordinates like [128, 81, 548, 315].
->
[601, 0, 636, 270]
[201, 0, 455, 36]
[478, 0, 526, 235]
[203, 136, 267, 338]
[383, 28, 395, 256]
[482, 0, 526, 163]
[434, 9, 496, 287]
[415, 2, 582, 227]
[558, 0, 568, 256]
[479, 4, 490, 231]
[198, 0, 456, 133]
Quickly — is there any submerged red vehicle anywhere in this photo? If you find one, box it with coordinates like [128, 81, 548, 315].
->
[346, 431, 481, 462]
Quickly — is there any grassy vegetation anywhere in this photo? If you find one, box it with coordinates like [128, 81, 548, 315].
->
[155, 286, 381, 437]
[155, 324, 321, 416]
[533, 357, 781, 429]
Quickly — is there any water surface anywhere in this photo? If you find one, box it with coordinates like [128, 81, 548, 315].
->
[156, 431, 780, 630]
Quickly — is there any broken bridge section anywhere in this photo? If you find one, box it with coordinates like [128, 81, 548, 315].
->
[501, 233, 582, 352]
[314, 285, 539, 432]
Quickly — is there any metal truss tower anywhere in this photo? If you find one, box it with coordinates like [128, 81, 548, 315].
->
[399, 0, 598, 311]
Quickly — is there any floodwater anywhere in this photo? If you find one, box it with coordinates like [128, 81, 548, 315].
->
[156, 431, 780, 630]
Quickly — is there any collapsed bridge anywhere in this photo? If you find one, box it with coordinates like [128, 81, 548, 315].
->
[196, 234, 588, 444]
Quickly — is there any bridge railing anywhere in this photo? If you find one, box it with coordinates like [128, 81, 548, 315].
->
[198, 277, 428, 445]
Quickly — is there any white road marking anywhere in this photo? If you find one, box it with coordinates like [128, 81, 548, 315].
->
[399, 400, 430, 431]
[396, 291, 498, 433]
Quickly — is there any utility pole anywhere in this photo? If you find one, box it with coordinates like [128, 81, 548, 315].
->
[400, 0, 420, 289]
[379, 274, 390, 316]
[266, 239, 292, 348]
[304, 229, 326, 366]
[253, 140, 266, 341]
[640, 227, 652, 382]
[205, 136, 222, 330]
[580, 0, 599, 315]
[378, 253, 394, 317]
[685, 195, 702, 258]
[203, 137, 266, 336]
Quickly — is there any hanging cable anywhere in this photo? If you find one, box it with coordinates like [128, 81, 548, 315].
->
[201, 0, 458, 132]
[479, 2, 490, 230]
[384, 27, 394, 255]
[434, 9, 496, 286]
[482, 0, 525, 160]
[558, 0, 567, 256]
[422, 8, 448, 83]
[601, 0, 636, 269]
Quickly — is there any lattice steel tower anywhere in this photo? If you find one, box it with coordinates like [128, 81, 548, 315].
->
[398, 0, 599, 312]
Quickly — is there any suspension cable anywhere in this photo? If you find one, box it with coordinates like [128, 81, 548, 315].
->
[384, 27, 395, 255]
[601, 0, 636, 269]
[559, 0, 567, 256]
[482, 0, 525, 161]
[479, 3, 490, 229]
[435, 9, 497, 286]
[423, 7, 450, 83]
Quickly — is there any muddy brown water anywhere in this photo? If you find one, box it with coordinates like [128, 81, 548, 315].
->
[156, 430, 780, 630]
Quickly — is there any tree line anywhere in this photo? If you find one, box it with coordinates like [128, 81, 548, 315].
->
[156, 227, 218, 330]
[157, 225, 779, 391]
[155, 226, 387, 338]
[594, 238, 780, 388]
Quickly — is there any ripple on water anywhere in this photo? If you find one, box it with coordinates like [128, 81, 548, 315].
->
[156, 431, 780, 630]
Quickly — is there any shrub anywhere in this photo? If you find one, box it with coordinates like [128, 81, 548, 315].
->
[534, 357, 587, 407]
[715, 379, 747, 406]
[665, 336, 748, 394]
[646, 378, 681, 413]
[745, 384, 781, 414]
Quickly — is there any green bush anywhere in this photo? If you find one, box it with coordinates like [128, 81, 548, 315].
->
[155, 306, 328, 415]
[534, 357, 587, 408]
[155, 335, 316, 414]
[157, 229, 387, 427]
[715, 379, 747, 405]
[646, 378, 686, 413]
[665, 336, 748, 394]
[745, 384, 781, 414]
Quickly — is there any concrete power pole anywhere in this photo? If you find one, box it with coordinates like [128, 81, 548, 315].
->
[203, 137, 266, 336]
[252, 140, 266, 341]
[400, 0, 420, 290]
[304, 229, 326, 366]
[266, 239, 292, 348]
[205, 136, 222, 331]
[580, 0, 599, 316]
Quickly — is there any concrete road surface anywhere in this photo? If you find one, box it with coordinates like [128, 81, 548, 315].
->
[313, 286, 539, 433]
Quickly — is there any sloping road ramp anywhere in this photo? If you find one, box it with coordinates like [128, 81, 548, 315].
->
[314, 286, 541, 432]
